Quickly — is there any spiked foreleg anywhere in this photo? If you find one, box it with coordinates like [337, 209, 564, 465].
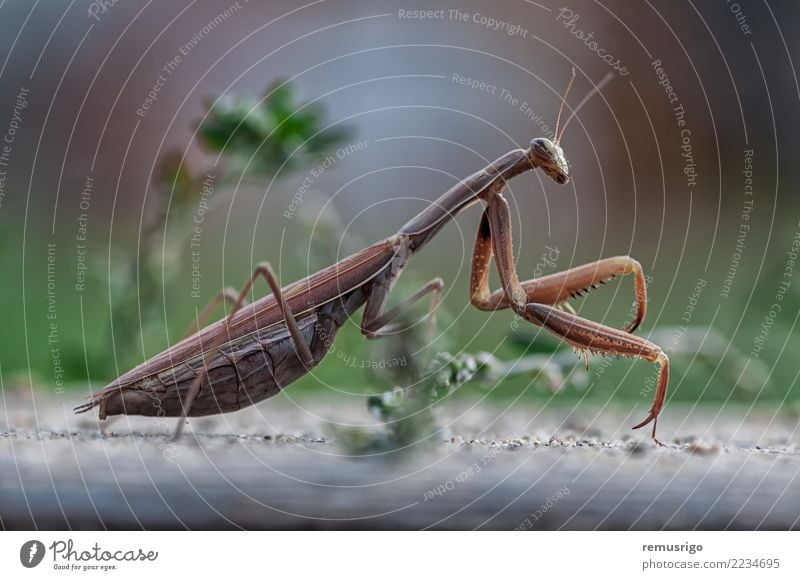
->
[469, 191, 669, 443]
[521, 303, 669, 445]
[470, 203, 647, 332]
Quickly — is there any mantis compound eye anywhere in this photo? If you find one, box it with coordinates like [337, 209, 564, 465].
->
[531, 137, 549, 155]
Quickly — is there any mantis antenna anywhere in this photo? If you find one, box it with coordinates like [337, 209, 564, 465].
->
[553, 67, 576, 143]
[556, 71, 614, 144]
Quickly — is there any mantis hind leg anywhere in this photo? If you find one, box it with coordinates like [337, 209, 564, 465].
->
[174, 262, 313, 439]
[181, 287, 247, 340]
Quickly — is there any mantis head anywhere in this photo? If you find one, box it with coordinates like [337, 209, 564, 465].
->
[530, 68, 613, 186]
[530, 137, 570, 184]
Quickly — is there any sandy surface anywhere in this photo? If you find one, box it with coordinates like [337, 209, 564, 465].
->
[1, 391, 800, 530]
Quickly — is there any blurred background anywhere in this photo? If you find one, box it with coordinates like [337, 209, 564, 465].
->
[0, 0, 798, 420]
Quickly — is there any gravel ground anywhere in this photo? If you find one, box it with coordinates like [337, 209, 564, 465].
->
[1, 391, 800, 530]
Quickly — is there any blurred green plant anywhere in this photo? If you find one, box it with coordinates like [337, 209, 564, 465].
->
[332, 320, 771, 456]
[331, 307, 583, 456]
[199, 81, 352, 179]
[332, 347, 592, 456]
[647, 326, 771, 399]
[101, 79, 353, 375]
[511, 324, 771, 398]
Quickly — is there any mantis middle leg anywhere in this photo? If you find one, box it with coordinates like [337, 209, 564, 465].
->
[360, 238, 444, 344]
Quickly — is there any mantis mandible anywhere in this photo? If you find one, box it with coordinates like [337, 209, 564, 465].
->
[75, 70, 670, 444]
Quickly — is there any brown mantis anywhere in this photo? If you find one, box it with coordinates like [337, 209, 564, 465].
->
[75, 71, 670, 444]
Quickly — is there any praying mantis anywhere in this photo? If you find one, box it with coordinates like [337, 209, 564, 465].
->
[75, 70, 670, 444]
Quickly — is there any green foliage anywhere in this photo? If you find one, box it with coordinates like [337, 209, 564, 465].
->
[158, 150, 199, 210]
[332, 352, 485, 455]
[332, 349, 573, 456]
[104, 79, 353, 374]
[332, 318, 771, 457]
[198, 80, 353, 178]
[648, 327, 771, 399]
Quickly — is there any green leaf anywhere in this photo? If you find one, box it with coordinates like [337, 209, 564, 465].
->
[198, 79, 353, 178]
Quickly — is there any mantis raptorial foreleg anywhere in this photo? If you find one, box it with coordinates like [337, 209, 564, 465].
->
[174, 262, 313, 438]
[521, 302, 669, 441]
[473, 191, 669, 445]
[470, 206, 648, 333]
